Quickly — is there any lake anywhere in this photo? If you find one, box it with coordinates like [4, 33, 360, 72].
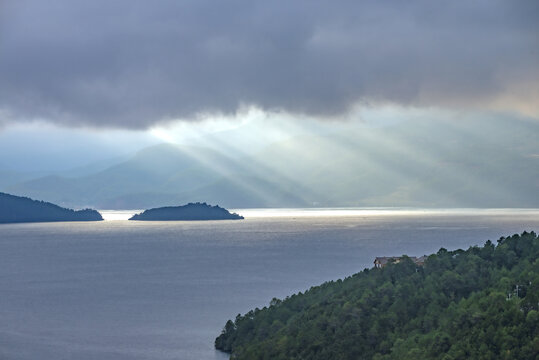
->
[0, 209, 537, 359]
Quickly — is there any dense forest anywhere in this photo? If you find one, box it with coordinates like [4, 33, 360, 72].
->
[216, 232, 539, 359]
[0, 192, 102, 223]
[129, 202, 243, 221]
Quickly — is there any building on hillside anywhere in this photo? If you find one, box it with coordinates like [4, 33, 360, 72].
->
[374, 255, 426, 268]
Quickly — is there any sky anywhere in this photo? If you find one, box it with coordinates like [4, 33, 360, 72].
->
[0, 0, 538, 173]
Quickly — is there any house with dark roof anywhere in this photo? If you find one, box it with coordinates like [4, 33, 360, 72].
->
[374, 255, 426, 268]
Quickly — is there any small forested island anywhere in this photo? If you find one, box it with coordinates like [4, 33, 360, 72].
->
[0, 192, 103, 223]
[216, 231, 538, 359]
[129, 202, 244, 221]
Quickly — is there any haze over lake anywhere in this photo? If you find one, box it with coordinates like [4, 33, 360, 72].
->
[0, 209, 537, 360]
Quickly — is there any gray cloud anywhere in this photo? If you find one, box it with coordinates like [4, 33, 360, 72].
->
[1, 0, 538, 128]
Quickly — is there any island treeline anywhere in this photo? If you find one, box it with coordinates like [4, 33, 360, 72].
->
[0, 192, 102, 223]
[216, 231, 539, 359]
[129, 202, 243, 221]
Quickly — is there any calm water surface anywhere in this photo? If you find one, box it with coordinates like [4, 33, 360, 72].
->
[0, 209, 537, 360]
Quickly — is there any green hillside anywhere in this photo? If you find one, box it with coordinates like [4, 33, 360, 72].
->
[215, 232, 539, 359]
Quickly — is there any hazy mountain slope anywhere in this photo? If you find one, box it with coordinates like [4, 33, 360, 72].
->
[7, 144, 237, 207]
[251, 116, 539, 207]
[0, 170, 40, 189]
[7, 116, 539, 209]
[0, 157, 129, 192]
[96, 175, 313, 209]
[59, 155, 131, 178]
[8, 143, 315, 208]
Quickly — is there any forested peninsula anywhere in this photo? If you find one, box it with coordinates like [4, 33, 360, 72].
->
[129, 202, 243, 221]
[216, 232, 539, 359]
[0, 192, 103, 223]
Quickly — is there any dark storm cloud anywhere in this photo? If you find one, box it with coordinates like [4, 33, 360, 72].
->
[0, 0, 538, 128]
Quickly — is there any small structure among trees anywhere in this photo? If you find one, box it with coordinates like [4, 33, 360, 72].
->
[374, 255, 426, 268]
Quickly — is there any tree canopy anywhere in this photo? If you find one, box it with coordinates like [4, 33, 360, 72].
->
[216, 231, 539, 359]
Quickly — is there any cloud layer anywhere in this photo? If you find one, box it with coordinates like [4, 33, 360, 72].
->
[1, 0, 538, 128]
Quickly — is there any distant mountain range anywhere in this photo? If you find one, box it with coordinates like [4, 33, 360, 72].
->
[0, 192, 102, 223]
[3, 117, 538, 209]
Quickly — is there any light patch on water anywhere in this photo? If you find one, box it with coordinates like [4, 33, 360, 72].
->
[230, 207, 539, 219]
[99, 207, 539, 220]
[99, 210, 141, 221]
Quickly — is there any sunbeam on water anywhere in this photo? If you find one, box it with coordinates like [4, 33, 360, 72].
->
[100, 210, 142, 221]
[101, 207, 539, 221]
[228, 207, 539, 218]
